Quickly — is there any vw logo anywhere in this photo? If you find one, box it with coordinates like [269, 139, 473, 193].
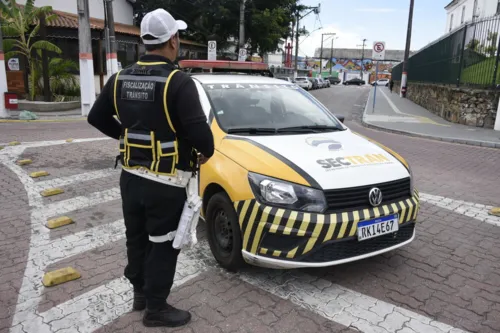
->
[368, 187, 383, 207]
[306, 137, 342, 151]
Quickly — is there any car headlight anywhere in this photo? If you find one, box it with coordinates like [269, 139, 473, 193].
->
[248, 172, 327, 213]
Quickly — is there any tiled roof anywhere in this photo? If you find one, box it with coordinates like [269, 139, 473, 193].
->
[50, 10, 140, 36]
[2, 7, 206, 46]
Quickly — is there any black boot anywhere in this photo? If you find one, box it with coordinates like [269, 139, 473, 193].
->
[132, 291, 146, 311]
[143, 304, 191, 327]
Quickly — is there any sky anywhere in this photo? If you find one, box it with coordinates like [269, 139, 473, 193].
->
[296, 0, 449, 57]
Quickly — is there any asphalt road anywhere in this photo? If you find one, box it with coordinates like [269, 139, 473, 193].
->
[0, 85, 499, 333]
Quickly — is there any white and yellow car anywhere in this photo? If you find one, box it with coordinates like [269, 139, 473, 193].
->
[185, 62, 419, 271]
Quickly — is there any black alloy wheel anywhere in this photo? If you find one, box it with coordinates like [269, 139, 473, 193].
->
[206, 192, 245, 272]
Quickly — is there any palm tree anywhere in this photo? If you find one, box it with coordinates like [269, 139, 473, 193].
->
[35, 56, 80, 99]
[0, 0, 62, 100]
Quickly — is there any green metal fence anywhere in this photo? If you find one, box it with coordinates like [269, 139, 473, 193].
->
[392, 15, 500, 89]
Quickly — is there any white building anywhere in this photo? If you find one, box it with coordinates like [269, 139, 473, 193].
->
[445, 0, 500, 33]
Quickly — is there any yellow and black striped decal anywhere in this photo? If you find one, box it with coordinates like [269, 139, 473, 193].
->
[234, 189, 420, 260]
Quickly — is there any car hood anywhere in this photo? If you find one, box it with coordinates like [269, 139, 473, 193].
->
[219, 129, 409, 190]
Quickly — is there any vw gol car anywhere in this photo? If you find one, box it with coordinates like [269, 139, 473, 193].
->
[179, 60, 420, 271]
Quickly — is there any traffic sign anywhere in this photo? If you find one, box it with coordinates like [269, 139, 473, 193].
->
[238, 48, 247, 62]
[372, 41, 386, 60]
[207, 40, 217, 61]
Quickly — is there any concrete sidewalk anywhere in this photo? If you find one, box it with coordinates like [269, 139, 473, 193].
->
[0, 109, 86, 122]
[362, 86, 500, 148]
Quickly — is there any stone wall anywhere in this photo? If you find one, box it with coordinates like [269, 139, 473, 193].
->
[392, 81, 499, 128]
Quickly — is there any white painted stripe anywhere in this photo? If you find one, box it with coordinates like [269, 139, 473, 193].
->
[0, 137, 110, 149]
[420, 192, 500, 227]
[34, 169, 118, 191]
[40, 219, 125, 265]
[39, 244, 212, 332]
[41, 188, 120, 217]
[239, 270, 469, 333]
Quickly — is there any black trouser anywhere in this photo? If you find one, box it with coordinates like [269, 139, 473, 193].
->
[120, 170, 187, 309]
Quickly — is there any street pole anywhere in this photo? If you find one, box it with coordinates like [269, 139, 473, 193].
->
[320, 34, 324, 77]
[0, 19, 9, 119]
[77, 0, 96, 116]
[104, 0, 118, 78]
[360, 38, 366, 79]
[372, 61, 379, 113]
[400, 0, 414, 98]
[239, 0, 245, 48]
[294, 13, 299, 78]
[329, 38, 334, 75]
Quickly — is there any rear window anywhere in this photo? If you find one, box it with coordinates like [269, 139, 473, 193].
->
[295, 77, 307, 81]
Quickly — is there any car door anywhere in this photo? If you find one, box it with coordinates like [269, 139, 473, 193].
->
[192, 78, 213, 193]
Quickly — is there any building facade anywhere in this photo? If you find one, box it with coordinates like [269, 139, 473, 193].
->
[445, 0, 500, 33]
[5, 0, 206, 96]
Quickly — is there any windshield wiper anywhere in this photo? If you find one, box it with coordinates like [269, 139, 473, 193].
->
[277, 125, 345, 133]
[227, 127, 277, 134]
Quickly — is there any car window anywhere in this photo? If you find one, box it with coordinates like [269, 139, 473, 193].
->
[295, 77, 306, 81]
[193, 79, 211, 121]
[204, 83, 342, 131]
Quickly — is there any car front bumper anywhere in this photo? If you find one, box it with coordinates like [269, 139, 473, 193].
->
[234, 189, 420, 268]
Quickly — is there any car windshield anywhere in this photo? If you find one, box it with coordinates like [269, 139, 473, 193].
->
[205, 83, 343, 134]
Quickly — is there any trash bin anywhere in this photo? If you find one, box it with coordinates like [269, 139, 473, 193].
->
[4, 92, 19, 110]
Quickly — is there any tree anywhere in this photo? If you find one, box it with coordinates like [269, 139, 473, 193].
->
[133, 0, 299, 57]
[0, 0, 62, 100]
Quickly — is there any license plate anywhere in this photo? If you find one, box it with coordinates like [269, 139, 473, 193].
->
[357, 214, 399, 241]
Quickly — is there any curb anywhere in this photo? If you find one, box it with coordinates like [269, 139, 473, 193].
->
[0, 117, 87, 123]
[361, 93, 500, 149]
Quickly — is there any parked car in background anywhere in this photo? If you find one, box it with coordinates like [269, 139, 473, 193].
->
[317, 78, 327, 88]
[308, 77, 319, 90]
[277, 76, 293, 83]
[343, 77, 366, 86]
[294, 76, 313, 90]
[322, 78, 331, 88]
[326, 76, 341, 85]
[372, 79, 389, 86]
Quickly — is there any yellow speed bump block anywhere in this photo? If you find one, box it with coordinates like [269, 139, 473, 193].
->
[42, 267, 81, 287]
[30, 171, 49, 178]
[41, 188, 64, 197]
[0, 146, 4, 150]
[8, 141, 21, 146]
[17, 159, 33, 166]
[47, 216, 73, 229]
[66, 138, 74, 143]
[489, 207, 500, 217]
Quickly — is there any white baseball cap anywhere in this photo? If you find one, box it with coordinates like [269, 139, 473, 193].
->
[140, 9, 187, 45]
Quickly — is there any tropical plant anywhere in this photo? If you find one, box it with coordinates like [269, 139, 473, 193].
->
[0, 0, 62, 100]
[34, 56, 80, 99]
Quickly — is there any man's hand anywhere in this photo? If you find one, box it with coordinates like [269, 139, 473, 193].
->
[198, 154, 210, 165]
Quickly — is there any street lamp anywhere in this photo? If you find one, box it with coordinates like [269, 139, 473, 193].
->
[320, 33, 336, 75]
[356, 38, 368, 79]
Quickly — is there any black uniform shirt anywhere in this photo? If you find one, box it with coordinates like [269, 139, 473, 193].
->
[88, 54, 215, 158]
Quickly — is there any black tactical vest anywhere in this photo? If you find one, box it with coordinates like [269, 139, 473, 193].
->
[113, 61, 195, 175]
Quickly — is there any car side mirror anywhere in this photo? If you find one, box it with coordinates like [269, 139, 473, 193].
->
[336, 115, 345, 123]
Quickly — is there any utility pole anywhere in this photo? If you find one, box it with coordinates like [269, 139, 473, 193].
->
[0, 19, 9, 118]
[239, 0, 245, 48]
[320, 34, 324, 75]
[294, 3, 321, 77]
[357, 38, 367, 79]
[329, 37, 337, 75]
[400, 0, 414, 98]
[104, 0, 118, 78]
[294, 12, 300, 77]
[77, 0, 96, 116]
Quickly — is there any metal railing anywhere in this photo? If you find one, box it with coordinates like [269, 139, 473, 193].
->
[392, 15, 500, 89]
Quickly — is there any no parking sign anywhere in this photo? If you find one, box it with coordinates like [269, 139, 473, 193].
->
[372, 41, 386, 60]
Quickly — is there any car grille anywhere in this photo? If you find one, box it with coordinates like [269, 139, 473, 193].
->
[299, 222, 415, 263]
[324, 177, 411, 213]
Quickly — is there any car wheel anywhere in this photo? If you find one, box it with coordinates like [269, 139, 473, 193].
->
[206, 192, 246, 272]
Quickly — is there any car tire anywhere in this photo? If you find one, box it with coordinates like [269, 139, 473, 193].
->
[206, 192, 246, 272]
